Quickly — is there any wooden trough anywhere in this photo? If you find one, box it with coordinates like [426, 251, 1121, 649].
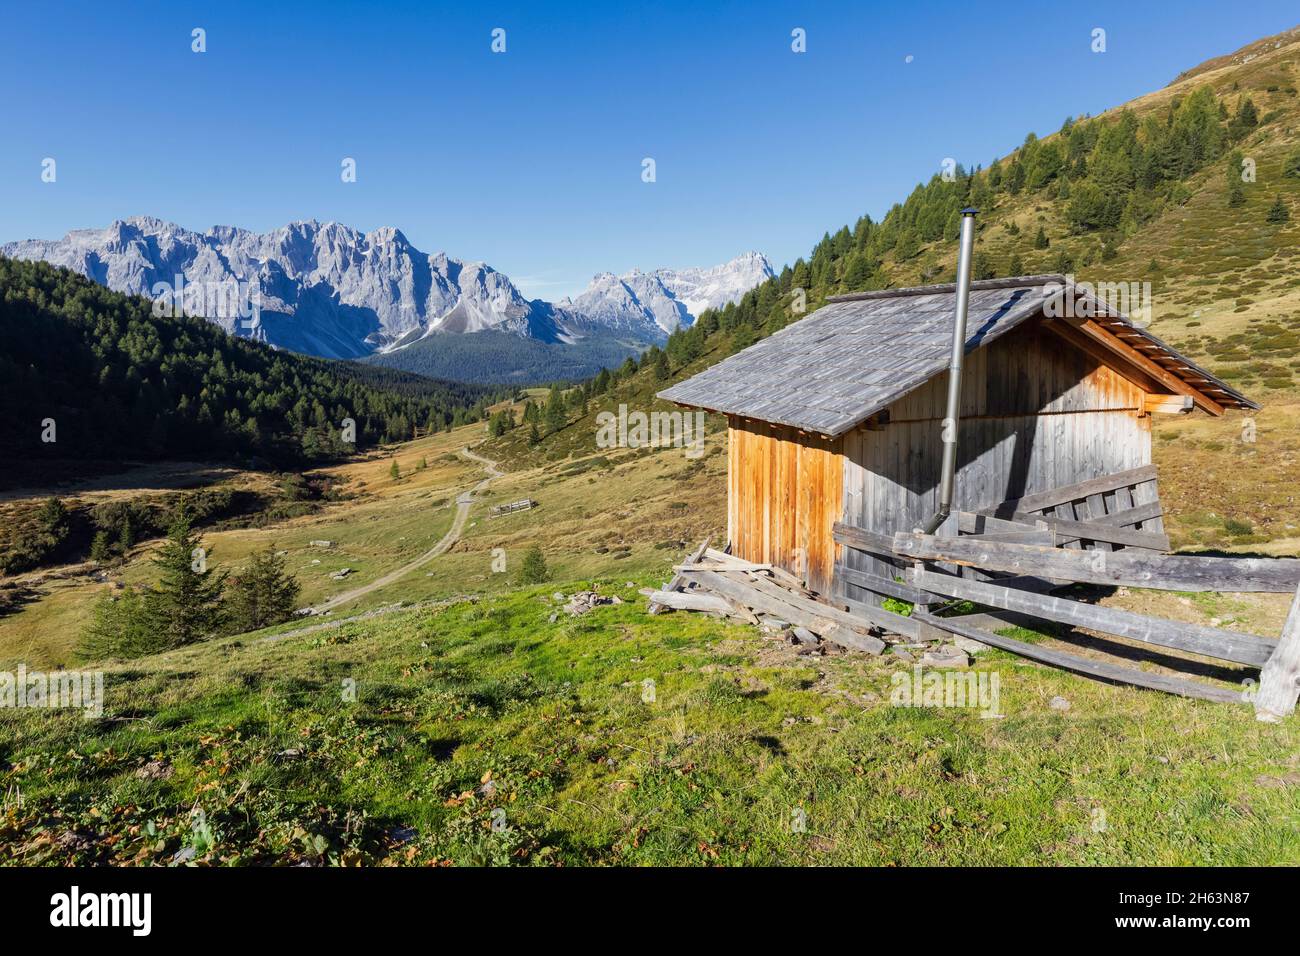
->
[488, 498, 537, 518]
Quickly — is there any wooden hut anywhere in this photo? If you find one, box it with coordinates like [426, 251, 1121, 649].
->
[658, 274, 1257, 604]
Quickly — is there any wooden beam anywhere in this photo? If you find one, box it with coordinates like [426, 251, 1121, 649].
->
[833, 522, 906, 561]
[983, 464, 1158, 516]
[958, 512, 1047, 535]
[1255, 583, 1300, 721]
[961, 529, 1058, 546]
[673, 561, 772, 573]
[893, 533, 1300, 593]
[737, 570, 906, 645]
[837, 521, 1063, 591]
[1045, 319, 1167, 396]
[835, 564, 940, 605]
[911, 568, 1276, 667]
[976, 507, 1170, 551]
[912, 612, 1245, 704]
[649, 537, 709, 614]
[1143, 394, 1194, 415]
[1068, 318, 1225, 416]
[644, 590, 734, 614]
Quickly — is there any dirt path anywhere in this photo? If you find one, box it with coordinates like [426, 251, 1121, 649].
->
[305, 447, 504, 614]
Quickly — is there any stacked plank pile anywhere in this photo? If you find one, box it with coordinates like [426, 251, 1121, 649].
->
[644, 540, 888, 655]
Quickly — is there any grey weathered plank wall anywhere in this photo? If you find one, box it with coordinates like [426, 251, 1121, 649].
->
[838, 322, 1151, 605]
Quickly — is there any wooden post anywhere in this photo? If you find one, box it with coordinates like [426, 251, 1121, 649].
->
[1255, 583, 1300, 722]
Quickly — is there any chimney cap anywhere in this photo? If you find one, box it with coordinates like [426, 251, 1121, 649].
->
[961, 207, 979, 216]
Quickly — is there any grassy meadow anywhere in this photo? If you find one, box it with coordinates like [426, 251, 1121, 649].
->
[3, 579, 1298, 866]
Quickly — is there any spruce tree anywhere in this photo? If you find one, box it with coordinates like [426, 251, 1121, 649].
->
[1267, 195, 1290, 224]
[653, 350, 670, 381]
[1034, 226, 1050, 249]
[90, 530, 112, 563]
[78, 587, 159, 660]
[226, 546, 301, 633]
[1285, 150, 1300, 179]
[145, 514, 227, 648]
[543, 384, 566, 434]
[117, 513, 135, 555]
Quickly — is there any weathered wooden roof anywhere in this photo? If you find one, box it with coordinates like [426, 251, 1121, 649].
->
[658, 275, 1256, 436]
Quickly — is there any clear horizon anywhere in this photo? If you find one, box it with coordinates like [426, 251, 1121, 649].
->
[2, 0, 1296, 299]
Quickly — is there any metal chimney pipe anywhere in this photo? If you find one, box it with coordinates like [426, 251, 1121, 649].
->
[921, 207, 978, 535]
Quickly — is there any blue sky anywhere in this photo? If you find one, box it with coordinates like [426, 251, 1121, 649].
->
[2, 1, 1297, 299]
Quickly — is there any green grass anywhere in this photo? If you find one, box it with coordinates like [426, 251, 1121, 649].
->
[3, 580, 1297, 866]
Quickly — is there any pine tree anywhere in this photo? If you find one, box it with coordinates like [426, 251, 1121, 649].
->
[518, 546, 549, 584]
[117, 514, 135, 555]
[893, 228, 921, 261]
[1229, 96, 1258, 140]
[1033, 227, 1050, 249]
[543, 384, 566, 434]
[38, 497, 68, 534]
[144, 514, 227, 648]
[842, 253, 874, 289]
[528, 423, 541, 445]
[1007, 253, 1025, 277]
[1267, 195, 1290, 224]
[1005, 160, 1026, 194]
[77, 587, 159, 660]
[653, 350, 670, 381]
[1285, 150, 1300, 179]
[389, 459, 400, 479]
[90, 530, 112, 563]
[1227, 181, 1246, 207]
[226, 546, 301, 633]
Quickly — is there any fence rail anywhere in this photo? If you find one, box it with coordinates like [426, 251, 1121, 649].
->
[830, 465, 1300, 720]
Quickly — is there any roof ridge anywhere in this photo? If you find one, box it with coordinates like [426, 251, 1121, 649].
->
[825, 273, 1066, 303]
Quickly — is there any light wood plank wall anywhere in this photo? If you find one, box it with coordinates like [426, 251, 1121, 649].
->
[726, 418, 843, 595]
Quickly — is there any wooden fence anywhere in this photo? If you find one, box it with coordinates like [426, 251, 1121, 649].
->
[832, 465, 1300, 721]
[488, 498, 536, 518]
